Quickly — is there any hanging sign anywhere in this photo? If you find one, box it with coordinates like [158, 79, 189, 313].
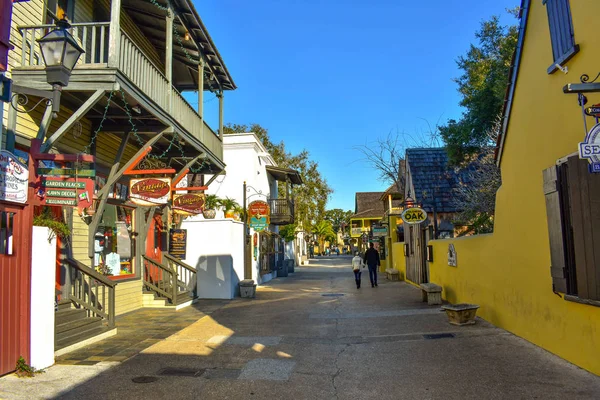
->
[248, 200, 270, 231]
[173, 193, 205, 215]
[372, 226, 388, 237]
[401, 207, 428, 224]
[585, 104, 600, 118]
[129, 177, 171, 206]
[168, 229, 187, 260]
[36, 167, 95, 177]
[0, 150, 29, 204]
[37, 177, 94, 209]
[578, 123, 600, 173]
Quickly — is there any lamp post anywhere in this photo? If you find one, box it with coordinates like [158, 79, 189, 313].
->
[9, 19, 84, 118]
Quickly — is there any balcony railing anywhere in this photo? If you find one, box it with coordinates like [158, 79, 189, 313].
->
[268, 198, 295, 225]
[17, 23, 222, 160]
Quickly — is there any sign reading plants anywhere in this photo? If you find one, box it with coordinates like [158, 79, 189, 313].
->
[129, 177, 171, 206]
[248, 200, 270, 232]
[0, 150, 29, 204]
[401, 207, 428, 224]
[173, 193, 205, 215]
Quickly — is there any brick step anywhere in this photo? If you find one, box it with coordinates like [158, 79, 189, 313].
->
[56, 316, 102, 335]
[55, 325, 112, 351]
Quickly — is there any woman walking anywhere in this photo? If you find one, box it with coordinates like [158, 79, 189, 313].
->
[352, 251, 364, 289]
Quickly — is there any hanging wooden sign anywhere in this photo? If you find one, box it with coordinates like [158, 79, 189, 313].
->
[173, 193, 205, 215]
[37, 177, 94, 210]
[248, 200, 270, 231]
[579, 122, 600, 173]
[0, 150, 29, 204]
[401, 207, 428, 224]
[129, 177, 171, 206]
[36, 167, 95, 177]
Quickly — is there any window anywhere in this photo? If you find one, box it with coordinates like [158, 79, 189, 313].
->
[544, 0, 579, 74]
[93, 205, 136, 277]
[543, 155, 600, 303]
[0, 212, 14, 255]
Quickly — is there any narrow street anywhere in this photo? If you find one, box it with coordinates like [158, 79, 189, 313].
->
[2, 257, 600, 400]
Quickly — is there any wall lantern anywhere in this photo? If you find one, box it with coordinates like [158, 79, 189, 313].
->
[38, 19, 85, 87]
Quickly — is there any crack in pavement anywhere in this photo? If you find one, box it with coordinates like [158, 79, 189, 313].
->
[331, 344, 350, 400]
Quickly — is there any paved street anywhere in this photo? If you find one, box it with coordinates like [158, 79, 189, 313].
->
[2, 256, 600, 400]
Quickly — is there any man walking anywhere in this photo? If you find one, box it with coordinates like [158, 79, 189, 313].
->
[351, 251, 364, 289]
[363, 242, 380, 287]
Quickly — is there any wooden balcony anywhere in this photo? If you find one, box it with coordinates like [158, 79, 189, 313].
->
[269, 198, 295, 226]
[13, 22, 222, 161]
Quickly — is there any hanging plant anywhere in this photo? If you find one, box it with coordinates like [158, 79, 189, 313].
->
[33, 207, 70, 243]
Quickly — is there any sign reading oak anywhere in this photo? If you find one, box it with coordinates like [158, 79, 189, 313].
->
[401, 207, 428, 224]
[129, 177, 171, 206]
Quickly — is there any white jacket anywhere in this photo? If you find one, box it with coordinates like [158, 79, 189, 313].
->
[352, 255, 364, 271]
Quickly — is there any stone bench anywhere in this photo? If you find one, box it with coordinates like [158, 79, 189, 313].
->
[386, 269, 400, 281]
[420, 283, 442, 305]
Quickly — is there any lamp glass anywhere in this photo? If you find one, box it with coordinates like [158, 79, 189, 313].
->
[39, 30, 68, 67]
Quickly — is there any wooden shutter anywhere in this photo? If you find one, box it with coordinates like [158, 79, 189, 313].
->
[566, 156, 600, 301]
[543, 166, 568, 293]
[544, 0, 577, 64]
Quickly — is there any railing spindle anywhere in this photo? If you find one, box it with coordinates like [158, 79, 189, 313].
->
[99, 26, 106, 64]
[82, 26, 88, 63]
[28, 28, 35, 66]
[91, 26, 97, 64]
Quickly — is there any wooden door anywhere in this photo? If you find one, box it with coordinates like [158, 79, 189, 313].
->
[0, 203, 33, 376]
[145, 213, 163, 263]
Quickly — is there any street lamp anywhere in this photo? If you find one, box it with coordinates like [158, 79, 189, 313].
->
[38, 19, 85, 87]
[10, 19, 84, 116]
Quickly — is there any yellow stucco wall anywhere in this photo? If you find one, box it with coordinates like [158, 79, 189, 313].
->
[391, 242, 406, 280]
[425, 0, 600, 376]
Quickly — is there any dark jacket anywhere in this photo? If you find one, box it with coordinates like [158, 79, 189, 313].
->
[363, 247, 380, 268]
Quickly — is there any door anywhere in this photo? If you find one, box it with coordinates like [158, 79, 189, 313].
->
[0, 203, 34, 376]
[145, 213, 164, 263]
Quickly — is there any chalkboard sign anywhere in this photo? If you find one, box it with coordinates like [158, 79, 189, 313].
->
[169, 229, 187, 260]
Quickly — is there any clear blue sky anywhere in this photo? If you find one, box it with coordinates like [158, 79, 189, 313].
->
[190, 0, 518, 212]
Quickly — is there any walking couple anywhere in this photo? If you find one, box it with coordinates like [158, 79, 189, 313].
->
[352, 243, 380, 289]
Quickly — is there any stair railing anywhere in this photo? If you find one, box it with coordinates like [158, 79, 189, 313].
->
[66, 258, 116, 328]
[142, 255, 177, 305]
[164, 254, 198, 298]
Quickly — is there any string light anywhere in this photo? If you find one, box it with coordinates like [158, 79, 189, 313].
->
[83, 90, 115, 154]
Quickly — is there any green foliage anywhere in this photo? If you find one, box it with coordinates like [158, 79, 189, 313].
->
[95, 263, 113, 276]
[15, 356, 43, 378]
[439, 12, 519, 165]
[224, 123, 333, 232]
[312, 220, 336, 250]
[279, 224, 297, 242]
[218, 197, 240, 213]
[203, 194, 220, 210]
[33, 207, 70, 242]
[324, 209, 353, 234]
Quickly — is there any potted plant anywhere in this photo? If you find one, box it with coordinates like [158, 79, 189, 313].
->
[233, 205, 245, 221]
[203, 194, 220, 219]
[219, 197, 240, 219]
[33, 207, 71, 243]
[441, 303, 480, 326]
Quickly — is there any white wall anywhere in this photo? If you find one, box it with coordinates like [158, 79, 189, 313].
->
[30, 226, 56, 370]
[181, 219, 244, 299]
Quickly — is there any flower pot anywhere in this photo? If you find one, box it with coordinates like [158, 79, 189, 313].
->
[441, 303, 480, 326]
[203, 209, 216, 219]
[225, 211, 235, 219]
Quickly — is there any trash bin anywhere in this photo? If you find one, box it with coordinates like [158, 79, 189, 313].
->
[285, 259, 295, 273]
[277, 259, 288, 277]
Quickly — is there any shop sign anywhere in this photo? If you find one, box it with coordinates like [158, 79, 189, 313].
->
[250, 216, 268, 232]
[578, 123, 600, 173]
[129, 177, 171, 206]
[0, 150, 29, 204]
[173, 193, 205, 215]
[169, 229, 187, 260]
[448, 243, 457, 267]
[585, 104, 600, 118]
[372, 226, 388, 237]
[401, 207, 428, 224]
[247, 200, 270, 223]
[37, 167, 95, 177]
[38, 177, 94, 209]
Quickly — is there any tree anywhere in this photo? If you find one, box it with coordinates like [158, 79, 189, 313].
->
[223, 123, 333, 234]
[439, 11, 519, 165]
[324, 209, 353, 235]
[312, 220, 335, 253]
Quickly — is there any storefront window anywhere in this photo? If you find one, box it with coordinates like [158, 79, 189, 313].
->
[93, 204, 135, 277]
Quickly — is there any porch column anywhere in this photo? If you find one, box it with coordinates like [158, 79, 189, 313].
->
[218, 90, 224, 135]
[108, 0, 122, 68]
[165, 6, 173, 112]
[5, 95, 17, 151]
[198, 60, 204, 120]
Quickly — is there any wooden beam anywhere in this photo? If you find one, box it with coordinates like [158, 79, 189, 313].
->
[36, 102, 54, 141]
[88, 132, 131, 258]
[204, 170, 224, 187]
[171, 153, 204, 187]
[165, 5, 173, 112]
[108, 0, 122, 68]
[41, 90, 106, 153]
[98, 130, 167, 198]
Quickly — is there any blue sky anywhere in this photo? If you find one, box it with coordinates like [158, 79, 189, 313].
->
[189, 0, 519, 212]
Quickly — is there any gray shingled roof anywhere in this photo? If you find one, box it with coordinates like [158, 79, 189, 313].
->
[406, 148, 474, 213]
[352, 192, 385, 219]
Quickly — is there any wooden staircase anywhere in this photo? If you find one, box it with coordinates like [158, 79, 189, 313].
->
[142, 254, 197, 310]
[54, 301, 113, 352]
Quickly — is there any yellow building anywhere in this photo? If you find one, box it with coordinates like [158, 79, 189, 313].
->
[392, 0, 600, 375]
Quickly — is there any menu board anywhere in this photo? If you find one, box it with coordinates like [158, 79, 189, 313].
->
[169, 229, 187, 260]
